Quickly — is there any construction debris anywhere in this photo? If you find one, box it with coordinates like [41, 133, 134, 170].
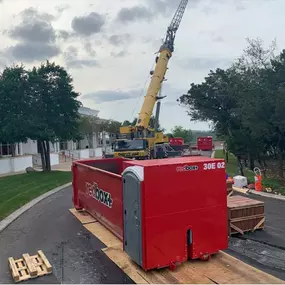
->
[8, 250, 52, 283]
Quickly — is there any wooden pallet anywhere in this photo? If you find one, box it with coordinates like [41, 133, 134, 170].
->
[228, 196, 265, 235]
[8, 250, 52, 283]
[69, 208, 284, 284]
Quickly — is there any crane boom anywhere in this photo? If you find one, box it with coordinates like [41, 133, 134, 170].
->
[135, 0, 188, 129]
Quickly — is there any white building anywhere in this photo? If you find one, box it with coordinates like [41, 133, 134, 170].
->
[79, 106, 99, 117]
[0, 106, 110, 175]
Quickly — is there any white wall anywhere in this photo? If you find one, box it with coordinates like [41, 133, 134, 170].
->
[79, 137, 89, 149]
[64, 149, 90, 160]
[32, 153, 59, 166]
[89, 148, 103, 158]
[50, 142, 60, 153]
[22, 139, 38, 155]
[0, 156, 33, 175]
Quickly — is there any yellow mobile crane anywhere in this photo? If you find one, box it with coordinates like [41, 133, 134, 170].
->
[112, 0, 188, 160]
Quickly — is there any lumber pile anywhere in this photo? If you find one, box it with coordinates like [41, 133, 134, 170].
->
[227, 196, 265, 235]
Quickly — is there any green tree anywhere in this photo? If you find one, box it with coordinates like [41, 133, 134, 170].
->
[178, 63, 256, 174]
[79, 115, 101, 147]
[0, 65, 32, 156]
[29, 61, 81, 171]
[105, 119, 122, 142]
[178, 38, 285, 177]
[171, 126, 192, 143]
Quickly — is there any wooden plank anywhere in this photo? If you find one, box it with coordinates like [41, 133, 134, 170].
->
[69, 208, 97, 224]
[232, 186, 249, 195]
[8, 257, 20, 282]
[253, 217, 265, 231]
[84, 222, 122, 249]
[103, 246, 214, 284]
[103, 246, 284, 284]
[102, 246, 149, 284]
[22, 254, 37, 277]
[228, 196, 264, 209]
[231, 214, 265, 222]
[71, 208, 284, 284]
[38, 250, 52, 273]
[230, 222, 244, 235]
[218, 252, 284, 284]
[227, 190, 233, 197]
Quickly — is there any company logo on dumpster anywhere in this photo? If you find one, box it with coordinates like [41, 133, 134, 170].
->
[85, 182, 113, 208]
[176, 165, 199, 172]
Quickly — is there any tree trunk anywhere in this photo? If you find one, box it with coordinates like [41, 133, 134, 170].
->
[87, 134, 93, 148]
[42, 141, 49, 172]
[277, 137, 284, 178]
[46, 141, 51, 171]
[39, 141, 47, 171]
[249, 154, 255, 170]
[244, 157, 248, 168]
[11, 144, 16, 157]
[225, 151, 229, 163]
[237, 155, 244, 176]
[278, 151, 283, 178]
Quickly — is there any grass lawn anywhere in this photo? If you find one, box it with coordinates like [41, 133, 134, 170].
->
[0, 171, 72, 220]
[215, 149, 285, 195]
[215, 150, 254, 181]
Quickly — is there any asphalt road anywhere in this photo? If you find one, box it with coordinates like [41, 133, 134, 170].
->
[227, 192, 285, 281]
[0, 187, 134, 284]
[0, 150, 284, 283]
[1, 187, 284, 284]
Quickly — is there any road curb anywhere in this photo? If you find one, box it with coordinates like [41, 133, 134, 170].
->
[248, 189, 285, 201]
[211, 150, 216, 158]
[0, 182, 72, 233]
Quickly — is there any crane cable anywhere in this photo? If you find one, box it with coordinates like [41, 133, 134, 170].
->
[129, 61, 156, 122]
[129, 28, 168, 122]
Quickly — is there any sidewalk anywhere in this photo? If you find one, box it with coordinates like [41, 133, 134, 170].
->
[52, 161, 72, 172]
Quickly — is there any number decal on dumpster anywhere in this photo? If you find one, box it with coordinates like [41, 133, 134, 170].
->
[85, 182, 113, 208]
[203, 162, 225, 170]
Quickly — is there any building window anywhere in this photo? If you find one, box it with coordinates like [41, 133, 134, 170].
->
[0, 142, 12, 156]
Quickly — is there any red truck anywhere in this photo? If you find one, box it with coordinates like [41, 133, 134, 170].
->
[169, 137, 184, 145]
[197, 136, 214, 151]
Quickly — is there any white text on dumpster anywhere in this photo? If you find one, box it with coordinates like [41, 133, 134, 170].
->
[85, 182, 113, 208]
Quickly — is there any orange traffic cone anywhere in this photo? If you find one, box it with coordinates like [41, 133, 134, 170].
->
[254, 167, 262, 192]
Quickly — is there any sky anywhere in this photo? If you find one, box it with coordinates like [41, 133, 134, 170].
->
[0, 0, 284, 132]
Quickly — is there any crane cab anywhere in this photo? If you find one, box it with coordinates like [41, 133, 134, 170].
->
[113, 139, 149, 160]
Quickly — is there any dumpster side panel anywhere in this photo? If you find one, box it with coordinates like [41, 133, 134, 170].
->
[81, 157, 126, 174]
[73, 162, 123, 240]
[141, 159, 228, 270]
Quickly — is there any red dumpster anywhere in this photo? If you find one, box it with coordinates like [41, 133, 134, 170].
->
[72, 156, 228, 271]
[197, 136, 213, 151]
[72, 157, 129, 239]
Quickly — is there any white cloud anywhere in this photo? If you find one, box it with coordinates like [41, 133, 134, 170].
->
[0, 0, 284, 132]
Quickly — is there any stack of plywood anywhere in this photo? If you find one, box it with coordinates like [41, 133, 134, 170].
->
[227, 196, 265, 235]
